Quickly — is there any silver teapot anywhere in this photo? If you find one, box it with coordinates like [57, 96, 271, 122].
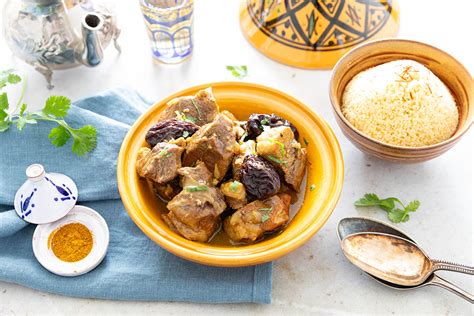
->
[2, 0, 121, 88]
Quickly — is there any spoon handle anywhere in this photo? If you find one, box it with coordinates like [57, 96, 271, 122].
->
[429, 274, 473, 303]
[432, 260, 474, 275]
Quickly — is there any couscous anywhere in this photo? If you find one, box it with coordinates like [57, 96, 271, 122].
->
[342, 60, 459, 147]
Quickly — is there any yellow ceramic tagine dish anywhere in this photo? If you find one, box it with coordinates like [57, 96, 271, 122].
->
[240, 0, 399, 69]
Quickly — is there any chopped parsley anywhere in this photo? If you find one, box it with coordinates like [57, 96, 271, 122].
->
[182, 130, 190, 138]
[259, 207, 273, 223]
[230, 181, 239, 192]
[310, 184, 316, 191]
[158, 149, 173, 158]
[303, 138, 309, 146]
[267, 155, 287, 165]
[264, 138, 285, 157]
[175, 110, 197, 123]
[226, 65, 248, 79]
[185, 185, 209, 192]
[261, 118, 269, 125]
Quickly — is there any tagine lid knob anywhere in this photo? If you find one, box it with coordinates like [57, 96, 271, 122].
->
[14, 164, 78, 224]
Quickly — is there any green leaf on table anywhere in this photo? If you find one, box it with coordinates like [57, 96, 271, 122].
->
[71, 125, 97, 156]
[0, 120, 11, 132]
[0, 69, 21, 89]
[19, 103, 27, 116]
[0, 93, 9, 110]
[43, 96, 71, 118]
[354, 193, 420, 224]
[226, 65, 248, 79]
[48, 125, 71, 147]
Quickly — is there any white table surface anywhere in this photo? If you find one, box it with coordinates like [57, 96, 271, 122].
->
[0, 0, 473, 315]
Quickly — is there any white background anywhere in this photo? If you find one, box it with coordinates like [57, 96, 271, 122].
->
[0, 0, 473, 314]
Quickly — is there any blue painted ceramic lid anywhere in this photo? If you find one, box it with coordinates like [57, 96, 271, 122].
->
[14, 164, 78, 224]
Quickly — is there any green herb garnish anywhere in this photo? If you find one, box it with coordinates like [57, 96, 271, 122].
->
[354, 193, 420, 223]
[185, 185, 209, 192]
[0, 70, 97, 156]
[190, 99, 202, 119]
[259, 207, 273, 223]
[158, 149, 173, 158]
[175, 110, 197, 124]
[303, 138, 309, 146]
[261, 118, 269, 125]
[182, 130, 190, 138]
[226, 65, 248, 79]
[310, 184, 316, 191]
[230, 181, 239, 192]
[263, 138, 285, 157]
[267, 155, 287, 165]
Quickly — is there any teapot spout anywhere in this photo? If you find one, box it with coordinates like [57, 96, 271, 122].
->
[80, 13, 104, 67]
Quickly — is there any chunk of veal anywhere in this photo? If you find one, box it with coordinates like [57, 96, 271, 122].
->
[136, 142, 184, 184]
[224, 193, 291, 243]
[158, 88, 219, 126]
[183, 113, 239, 181]
[256, 126, 307, 191]
[166, 162, 226, 242]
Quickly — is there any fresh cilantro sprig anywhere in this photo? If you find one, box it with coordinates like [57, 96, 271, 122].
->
[226, 65, 248, 79]
[354, 193, 420, 223]
[0, 69, 97, 156]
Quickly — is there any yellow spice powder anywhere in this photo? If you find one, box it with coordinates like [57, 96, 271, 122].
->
[49, 223, 93, 262]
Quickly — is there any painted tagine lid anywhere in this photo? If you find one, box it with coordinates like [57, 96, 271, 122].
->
[239, 0, 400, 69]
[14, 164, 78, 224]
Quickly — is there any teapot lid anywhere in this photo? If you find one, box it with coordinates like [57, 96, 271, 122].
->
[14, 164, 78, 224]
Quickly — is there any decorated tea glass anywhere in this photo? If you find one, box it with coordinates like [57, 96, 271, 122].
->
[139, 0, 194, 63]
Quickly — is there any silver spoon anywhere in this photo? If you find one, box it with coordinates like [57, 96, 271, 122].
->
[337, 217, 474, 303]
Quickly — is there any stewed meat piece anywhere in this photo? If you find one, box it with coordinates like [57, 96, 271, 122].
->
[256, 126, 307, 191]
[183, 113, 239, 181]
[158, 88, 219, 126]
[224, 193, 291, 243]
[221, 180, 247, 209]
[136, 142, 184, 184]
[166, 162, 226, 242]
[232, 140, 256, 180]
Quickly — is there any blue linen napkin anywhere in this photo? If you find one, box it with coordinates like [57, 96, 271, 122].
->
[0, 88, 272, 303]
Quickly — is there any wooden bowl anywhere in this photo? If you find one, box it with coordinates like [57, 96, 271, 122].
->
[329, 39, 473, 163]
[117, 82, 344, 267]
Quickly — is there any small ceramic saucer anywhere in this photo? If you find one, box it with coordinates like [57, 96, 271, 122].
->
[32, 205, 109, 277]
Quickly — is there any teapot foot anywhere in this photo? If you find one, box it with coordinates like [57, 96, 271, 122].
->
[33, 62, 54, 89]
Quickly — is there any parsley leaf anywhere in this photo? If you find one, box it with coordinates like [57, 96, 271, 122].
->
[186, 185, 209, 192]
[0, 93, 8, 110]
[43, 96, 70, 118]
[354, 193, 420, 223]
[230, 181, 239, 192]
[0, 69, 21, 89]
[48, 125, 71, 147]
[303, 138, 309, 146]
[261, 214, 270, 222]
[226, 65, 248, 79]
[310, 184, 316, 191]
[267, 155, 287, 165]
[70, 125, 97, 156]
[182, 130, 190, 138]
[0, 70, 97, 156]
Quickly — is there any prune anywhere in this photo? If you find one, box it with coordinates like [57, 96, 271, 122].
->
[146, 119, 199, 148]
[240, 155, 281, 200]
[245, 114, 299, 141]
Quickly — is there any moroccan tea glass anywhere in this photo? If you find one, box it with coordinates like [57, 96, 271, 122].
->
[139, 0, 194, 63]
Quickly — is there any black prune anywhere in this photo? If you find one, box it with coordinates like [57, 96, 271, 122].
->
[245, 114, 299, 140]
[240, 155, 281, 200]
[146, 119, 199, 148]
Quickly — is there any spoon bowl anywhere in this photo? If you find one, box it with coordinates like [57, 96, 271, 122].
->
[341, 232, 433, 286]
[337, 217, 474, 303]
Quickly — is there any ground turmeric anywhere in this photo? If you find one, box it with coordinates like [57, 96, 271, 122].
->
[49, 223, 93, 262]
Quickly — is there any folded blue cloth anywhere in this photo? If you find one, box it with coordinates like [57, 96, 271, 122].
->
[0, 88, 272, 303]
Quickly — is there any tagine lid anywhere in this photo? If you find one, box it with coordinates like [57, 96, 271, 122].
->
[14, 164, 78, 224]
[240, 0, 400, 69]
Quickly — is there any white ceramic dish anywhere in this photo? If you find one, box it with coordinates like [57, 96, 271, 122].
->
[32, 205, 109, 277]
